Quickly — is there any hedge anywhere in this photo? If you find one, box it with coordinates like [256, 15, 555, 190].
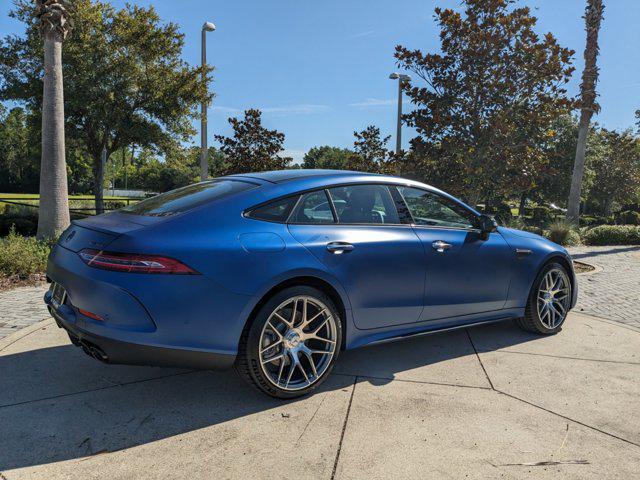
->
[582, 225, 640, 246]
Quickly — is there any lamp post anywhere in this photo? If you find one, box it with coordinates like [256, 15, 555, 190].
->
[200, 21, 216, 181]
[389, 73, 410, 156]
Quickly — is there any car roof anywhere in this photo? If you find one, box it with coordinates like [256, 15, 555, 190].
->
[226, 169, 378, 184]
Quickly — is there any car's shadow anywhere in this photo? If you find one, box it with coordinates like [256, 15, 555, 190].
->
[0, 319, 542, 471]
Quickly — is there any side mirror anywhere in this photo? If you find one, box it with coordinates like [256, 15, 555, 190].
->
[477, 214, 498, 238]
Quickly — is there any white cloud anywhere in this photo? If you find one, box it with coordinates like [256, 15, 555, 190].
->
[211, 104, 330, 117]
[261, 104, 330, 115]
[349, 30, 375, 39]
[349, 97, 411, 108]
[211, 105, 242, 114]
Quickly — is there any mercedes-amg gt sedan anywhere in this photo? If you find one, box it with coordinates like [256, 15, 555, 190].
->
[45, 170, 577, 398]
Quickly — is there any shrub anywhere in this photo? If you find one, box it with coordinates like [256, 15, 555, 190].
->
[545, 220, 580, 246]
[0, 228, 50, 278]
[531, 206, 554, 225]
[582, 225, 640, 246]
[615, 210, 640, 225]
[0, 216, 37, 236]
[580, 215, 611, 227]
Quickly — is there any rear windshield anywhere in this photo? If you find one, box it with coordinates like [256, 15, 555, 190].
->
[121, 180, 257, 216]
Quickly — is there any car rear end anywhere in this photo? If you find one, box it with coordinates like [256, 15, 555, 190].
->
[45, 179, 263, 369]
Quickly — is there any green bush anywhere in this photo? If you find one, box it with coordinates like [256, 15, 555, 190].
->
[583, 225, 640, 246]
[0, 228, 50, 278]
[531, 206, 554, 225]
[0, 216, 37, 236]
[545, 220, 580, 246]
[615, 210, 640, 226]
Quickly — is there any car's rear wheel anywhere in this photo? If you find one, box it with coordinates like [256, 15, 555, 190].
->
[517, 262, 571, 334]
[235, 286, 342, 399]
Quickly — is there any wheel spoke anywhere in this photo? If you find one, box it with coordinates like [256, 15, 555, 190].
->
[301, 308, 326, 330]
[273, 312, 292, 329]
[290, 299, 299, 327]
[262, 352, 285, 365]
[260, 339, 282, 355]
[276, 356, 286, 386]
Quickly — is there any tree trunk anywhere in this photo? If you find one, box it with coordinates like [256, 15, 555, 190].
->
[37, 31, 70, 240]
[519, 192, 527, 217]
[567, 116, 589, 221]
[566, 0, 604, 223]
[92, 151, 105, 214]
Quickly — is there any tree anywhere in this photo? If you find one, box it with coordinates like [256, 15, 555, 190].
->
[302, 146, 352, 170]
[214, 109, 291, 174]
[567, 0, 605, 222]
[32, 0, 72, 239]
[588, 129, 640, 215]
[347, 125, 393, 173]
[395, 0, 574, 206]
[1, 0, 209, 213]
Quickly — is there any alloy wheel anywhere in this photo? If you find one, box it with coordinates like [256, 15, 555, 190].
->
[258, 295, 338, 391]
[536, 268, 571, 329]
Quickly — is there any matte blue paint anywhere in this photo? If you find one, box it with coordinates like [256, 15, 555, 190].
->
[45, 170, 577, 365]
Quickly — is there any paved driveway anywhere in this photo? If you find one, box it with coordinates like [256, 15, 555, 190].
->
[567, 246, 640, 327]
[0, 312, 638, 479]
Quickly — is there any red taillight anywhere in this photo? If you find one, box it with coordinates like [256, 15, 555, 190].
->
[78, 249, 198, 274]
[78, 308, 104, 321]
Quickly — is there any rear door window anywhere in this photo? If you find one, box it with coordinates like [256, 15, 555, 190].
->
[327, 185, 400, 224]
[121, 180, 256, 216]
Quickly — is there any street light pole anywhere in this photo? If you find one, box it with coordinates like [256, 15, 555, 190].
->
[389, 73, 410, 156]
[200, 21, 216, 181]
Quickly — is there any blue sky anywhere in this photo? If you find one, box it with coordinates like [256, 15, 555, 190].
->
[1, 0, 639, 162]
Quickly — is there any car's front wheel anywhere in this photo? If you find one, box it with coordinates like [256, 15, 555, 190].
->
[235, 286, 342, 399]
[517, 262, 572, 334]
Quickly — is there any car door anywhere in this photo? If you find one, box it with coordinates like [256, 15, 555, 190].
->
[395, 186, 512, 320]
[287, 185, 426, 330]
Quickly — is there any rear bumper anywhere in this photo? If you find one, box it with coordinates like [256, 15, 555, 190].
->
[45, 290, 236, 370]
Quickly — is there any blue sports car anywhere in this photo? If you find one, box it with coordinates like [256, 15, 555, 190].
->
[45, 170, 577, 398]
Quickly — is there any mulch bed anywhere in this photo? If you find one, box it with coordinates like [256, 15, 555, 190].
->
[0, 273, 46, 292]
[573, 261, 595, 274]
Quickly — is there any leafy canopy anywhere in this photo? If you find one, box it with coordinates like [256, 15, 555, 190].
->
[0, 0, 210, 161]
[395, 0, 575, 204]
[214, 109, 291, 174]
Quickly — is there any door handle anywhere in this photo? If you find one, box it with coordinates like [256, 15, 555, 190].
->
[326, 241, 354, 254]
[432, 240, 451, 253]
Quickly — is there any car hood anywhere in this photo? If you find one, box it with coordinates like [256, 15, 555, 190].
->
[498, 226, 545, 240]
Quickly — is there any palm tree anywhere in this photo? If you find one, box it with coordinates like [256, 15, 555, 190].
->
[34, 0, 72, 239]
[567, 0, 605, 223]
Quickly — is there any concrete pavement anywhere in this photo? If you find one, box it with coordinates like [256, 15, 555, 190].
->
[1, 312, 638, 479]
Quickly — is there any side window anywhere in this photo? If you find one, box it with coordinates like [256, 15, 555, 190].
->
[290, 190, 336, 224]
[328, 185, 400, 224]
[398, 187, 475, 229]
[247, 196, 298, 222]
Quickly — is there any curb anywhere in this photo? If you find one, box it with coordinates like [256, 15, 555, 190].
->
[0, 318, 55, 352]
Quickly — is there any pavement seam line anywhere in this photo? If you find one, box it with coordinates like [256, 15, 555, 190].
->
[466, 328, 494, 390]
[495, 389, 640, 449]
[332, 372, 491, 391]
[331, 375, 357, 480]
[490, 349, 640, 366]
[0, 318, 53, 352]
[0, 370, 197, 410]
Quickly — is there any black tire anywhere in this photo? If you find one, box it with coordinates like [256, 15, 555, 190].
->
[516, 262, 571, 335]
[235, 286, 342, 399]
